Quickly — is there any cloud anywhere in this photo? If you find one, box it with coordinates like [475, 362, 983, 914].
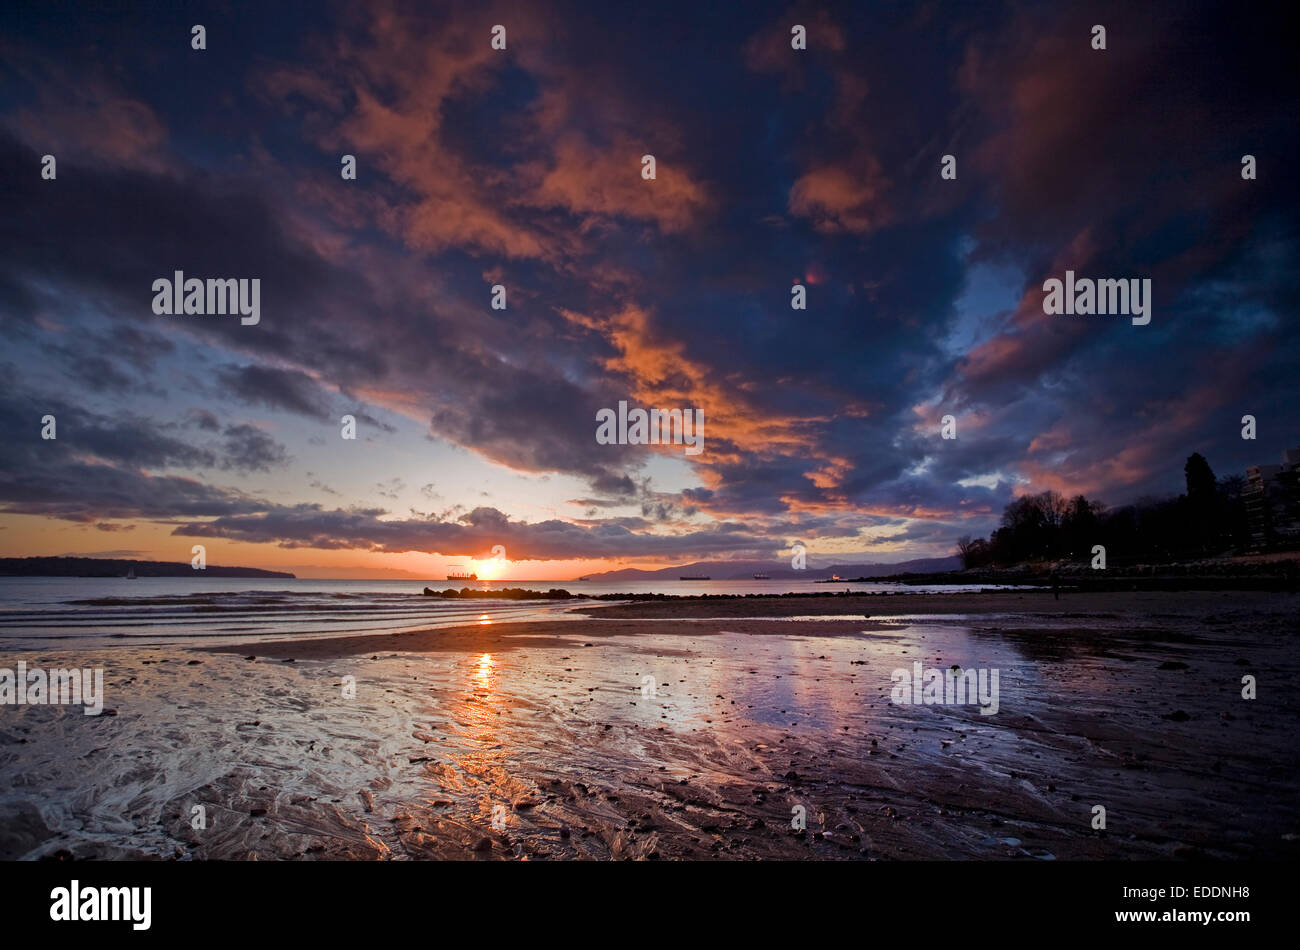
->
[1, 0, 1295, 565]
[217, 365, 333, 421]
[0, 44, 170, 171]
[171, 503, 787, 561]
[789, 163, 890, 234]
[221, 424, 292, 473]
[0, 380, 291, 521]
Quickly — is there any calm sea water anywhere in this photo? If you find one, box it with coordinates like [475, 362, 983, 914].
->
[0, 576, 1022, 647]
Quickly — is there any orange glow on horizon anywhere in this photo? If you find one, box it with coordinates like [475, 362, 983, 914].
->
[472, 556, 508, 580]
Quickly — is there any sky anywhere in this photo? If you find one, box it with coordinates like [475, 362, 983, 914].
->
[0, 0, 1296, 579]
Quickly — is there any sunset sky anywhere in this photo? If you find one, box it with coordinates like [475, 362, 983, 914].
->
[1, 0, 1295, 579]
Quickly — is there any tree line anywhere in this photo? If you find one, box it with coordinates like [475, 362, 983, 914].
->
[955, 453, 1253, 568]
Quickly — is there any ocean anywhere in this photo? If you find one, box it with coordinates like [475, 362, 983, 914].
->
[0, 576, 1027, 647]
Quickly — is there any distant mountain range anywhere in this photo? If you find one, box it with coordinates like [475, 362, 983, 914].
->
[577, 556, 960, 582]
[0, 557, 295, 578]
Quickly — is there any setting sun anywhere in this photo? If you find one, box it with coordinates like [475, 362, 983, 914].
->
[473, 557, 508, 580]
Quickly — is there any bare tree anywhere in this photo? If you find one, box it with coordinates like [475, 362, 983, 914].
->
[956, 535, 975, 569]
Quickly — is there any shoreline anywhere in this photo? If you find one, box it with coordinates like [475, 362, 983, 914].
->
[201, 589, 1297, 661]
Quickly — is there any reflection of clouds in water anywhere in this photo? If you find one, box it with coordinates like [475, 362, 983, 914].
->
[9, 607, 1295, 860]
[710, 623, 1020, 734]
[718, 635, 849, 732]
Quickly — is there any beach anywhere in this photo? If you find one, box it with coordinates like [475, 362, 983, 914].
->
[2, 589, 1297, 860]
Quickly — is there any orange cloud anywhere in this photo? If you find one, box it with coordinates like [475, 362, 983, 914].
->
[528, 135, 709, 233]
[789, 163, 890, 234]
[580, 305, 835, 457]
[256, 3, 713, 263]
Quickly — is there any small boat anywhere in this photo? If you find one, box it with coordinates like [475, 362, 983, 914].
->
[752, 573, 770, 580]
[679, 575, 710, 580]
[447, 572, 477, 581]
[126, 567, 137, 580]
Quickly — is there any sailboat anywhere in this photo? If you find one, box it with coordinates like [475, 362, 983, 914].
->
[125, 567, 137, 580]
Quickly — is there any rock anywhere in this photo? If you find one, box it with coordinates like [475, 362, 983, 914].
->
[471, 836, 492, 852]
[1161, 710, 1191, 722]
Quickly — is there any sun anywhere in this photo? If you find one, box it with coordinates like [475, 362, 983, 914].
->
[473, 557, 507, 580]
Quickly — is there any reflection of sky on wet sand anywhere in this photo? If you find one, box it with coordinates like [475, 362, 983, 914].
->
[483, 624, 1029, 737]
[405, 612, 1298, 858]
[8, 606, 1295, 860]
[425, 621, 1039, 809]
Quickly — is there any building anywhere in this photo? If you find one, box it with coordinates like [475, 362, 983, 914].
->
[1243, 447, 1300, 548]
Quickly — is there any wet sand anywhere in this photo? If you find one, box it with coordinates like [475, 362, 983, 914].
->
[575, 588, 1298, 619]
[2, 590, 1296, 860]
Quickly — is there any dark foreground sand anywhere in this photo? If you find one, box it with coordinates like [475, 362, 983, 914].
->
[2, 590, 1297, 860]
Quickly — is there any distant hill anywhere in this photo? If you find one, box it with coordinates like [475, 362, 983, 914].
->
[0, 557, 295, 578]
[578, 556, 959, 582]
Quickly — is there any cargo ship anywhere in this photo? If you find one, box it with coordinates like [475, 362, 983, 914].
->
[446, 571, 478, 581]
[679, 574, 710, 580]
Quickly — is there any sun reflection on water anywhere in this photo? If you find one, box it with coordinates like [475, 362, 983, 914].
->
[474, 652, 495, 690]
